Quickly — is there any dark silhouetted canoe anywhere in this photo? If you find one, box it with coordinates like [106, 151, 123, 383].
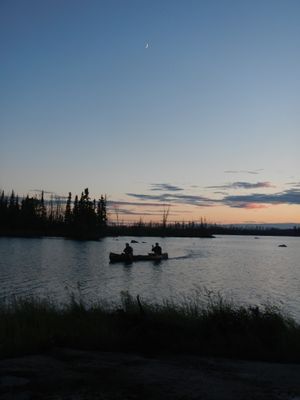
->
[109, 252, 168, 263]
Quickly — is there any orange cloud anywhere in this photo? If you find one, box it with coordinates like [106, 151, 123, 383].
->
[244, 203, 269, 210]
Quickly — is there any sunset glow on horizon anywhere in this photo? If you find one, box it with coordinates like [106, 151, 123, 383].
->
[106, 182, 300, 225]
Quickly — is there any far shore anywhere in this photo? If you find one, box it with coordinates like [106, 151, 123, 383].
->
[1, 227, 299, 240]
[0, 229, 215, 239]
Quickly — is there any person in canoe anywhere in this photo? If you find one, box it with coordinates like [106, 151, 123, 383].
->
[123, 243, 133, 257]
[152, 242, 162, 256]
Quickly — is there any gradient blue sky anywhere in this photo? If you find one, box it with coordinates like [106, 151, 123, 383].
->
[1, 0, 299, 223]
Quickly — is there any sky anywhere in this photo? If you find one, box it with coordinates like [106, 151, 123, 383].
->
[1, 0, 299, 225]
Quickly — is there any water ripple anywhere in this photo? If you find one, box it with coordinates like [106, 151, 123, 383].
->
[0, 236, 300, 320]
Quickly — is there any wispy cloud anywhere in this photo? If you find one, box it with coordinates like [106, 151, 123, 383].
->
[31, 189, 57, 195]
[126, 192, 215, 207]
[213, 191, 229, 195]
[286, 182, 300, 188]
[125, 187, 300, 211]
[108, 208, 191, 217]
[30, 189, 68, 200]
[223, 188, 300, 208]
[126, 193, 169, 202]
[109, 208, 163, 216]
[207, 181, 274, 190]
[108, 200, 166, 207]
[169, 193, 216, 206]
[150, 183, 184, 192]
[224, 169, 264, 175]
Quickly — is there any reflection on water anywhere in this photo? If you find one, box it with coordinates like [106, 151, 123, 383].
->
[0, 235, 299, 320]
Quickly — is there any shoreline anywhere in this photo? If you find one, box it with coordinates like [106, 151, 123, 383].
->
[1, 231, 300, 240]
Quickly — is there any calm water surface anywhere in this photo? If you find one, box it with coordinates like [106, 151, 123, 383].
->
[0, 235, 299, 320]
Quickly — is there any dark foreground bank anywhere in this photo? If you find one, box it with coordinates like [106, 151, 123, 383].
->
[1, 292, 300, 363]
[1, 348, 300, 400]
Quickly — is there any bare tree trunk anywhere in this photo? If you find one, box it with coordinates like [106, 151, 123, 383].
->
[162, 204, 170, 229]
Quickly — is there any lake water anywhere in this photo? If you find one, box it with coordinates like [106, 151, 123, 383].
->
[0, 235, 299, 320]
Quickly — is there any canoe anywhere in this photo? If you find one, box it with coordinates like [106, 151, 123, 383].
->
[109, 252, 168, 263]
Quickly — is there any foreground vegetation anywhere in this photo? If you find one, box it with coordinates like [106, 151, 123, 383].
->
[1, 291, 300, 362]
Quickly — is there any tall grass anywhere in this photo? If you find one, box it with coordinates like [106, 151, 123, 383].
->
[1, 290, 300, 362]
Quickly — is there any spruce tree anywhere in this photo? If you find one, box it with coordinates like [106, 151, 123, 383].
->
[97, 195, 107, 227]
[39, 191, 47, 226]
[65, 192, 72, 225]
[0, 190, 8, 228]
[8, 190, 18, 228]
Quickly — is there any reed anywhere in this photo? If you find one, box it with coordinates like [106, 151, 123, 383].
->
[1, 290, 299, 362]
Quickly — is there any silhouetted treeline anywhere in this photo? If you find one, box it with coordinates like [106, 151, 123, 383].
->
[106, 219, 215, 238]
[211, 223, 300, 237]
[0, 189, 107, 239]
[106, 220, 300, 238]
